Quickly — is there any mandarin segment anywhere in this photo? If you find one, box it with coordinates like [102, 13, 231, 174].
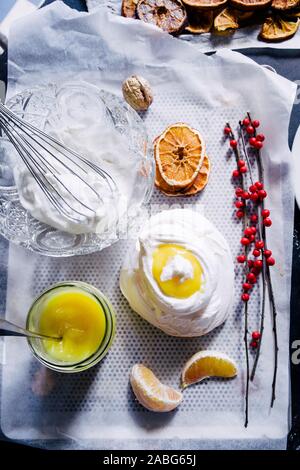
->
[130, 364, 183, 412]
[182, 350, 238, 387]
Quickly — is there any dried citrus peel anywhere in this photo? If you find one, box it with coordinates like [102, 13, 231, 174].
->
[260, 15, 300, 40]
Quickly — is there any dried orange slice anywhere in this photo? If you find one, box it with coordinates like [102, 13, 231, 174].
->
[137, 0, 187, 34]
[185, 11, 214, 33]
[272, 0, 300, 9]
[130, 364, 183, 412]
[121, 0, 138, 17]
[155, 123, 205, 190]
[214, 8, 239, 32]
[260, 15, 299, 40]
[156, 156, 211, 196]
[181, 155, 210, 195]
[182, 0, 227, 9]
[182, 350, 238, 388]
[235, 9, 255, 22]
[229, 0, 272, 10]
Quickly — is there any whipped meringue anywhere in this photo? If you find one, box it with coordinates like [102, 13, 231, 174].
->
[120, 208, 234, 337]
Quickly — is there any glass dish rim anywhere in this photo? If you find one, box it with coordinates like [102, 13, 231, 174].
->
[0, 82, 154, 257]
[26, 281, 116, 373]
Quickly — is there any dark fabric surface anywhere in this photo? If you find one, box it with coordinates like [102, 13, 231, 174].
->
[0, 0, 299, 450]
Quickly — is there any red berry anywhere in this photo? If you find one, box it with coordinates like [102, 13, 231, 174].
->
[261, 209, 270, 218]
[239, 166, 247, 174]
[263, 218, 272, 227]
[243, 118, 250, 126]
[237, 255, 246, 263]
[246, 125, 255, 135]
[230, 139, 237, 148]
[250, 214, 258, 223]
[242, 191, 250, 200]
[252, 120, 260, 128]
[249, 234, 255, 242]
[249, 137, 257, 147]
[254, 260, 263, 269]
[244, 227, 253, 237]
[247, 272, 257, 284]
[251, 267, 261, 276]
[254, 140, 263, 150]
[252, 331, 261, 340]
[255, 181, 264, 190]
[235, 187, 243, 197]
[255, 240, 264, 249]
[250, 340, 258, 348]
[253, 249, 261, 257]
[250, 226, 257, 234]
[232, 169, 240, 178]
[238, 160, 245, 168]
[249, 184, 257, 193]
[241, 237, 251, 246]
[224, 126, 231, 135]
[235, 200, 244, 209]
[263, 249, 272, 258]
[242, 293, 250, 302]
[258, 189, 267, 199]
[250, 192, 259, 202]
[248, 260, 254, 268]
[243, 283, 252, 291]
[266, 257, 275, 266]
[256, 134, 265, 142]
[236, 210, 244, 219]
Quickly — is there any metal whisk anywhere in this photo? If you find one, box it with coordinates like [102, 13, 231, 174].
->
[0, 102, 117, 223]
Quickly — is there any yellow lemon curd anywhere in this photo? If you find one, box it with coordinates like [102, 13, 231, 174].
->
[39, 289, 106, 364]
[152, 244, 202, 299]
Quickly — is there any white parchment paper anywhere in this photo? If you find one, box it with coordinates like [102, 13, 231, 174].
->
[87, 0, 300, 52]
[1, 1, 296, 449]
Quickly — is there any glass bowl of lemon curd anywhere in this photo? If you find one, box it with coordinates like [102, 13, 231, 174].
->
[26, 282, 116, 373]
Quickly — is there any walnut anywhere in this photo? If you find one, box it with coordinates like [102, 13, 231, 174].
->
[122, 75, 153, 111]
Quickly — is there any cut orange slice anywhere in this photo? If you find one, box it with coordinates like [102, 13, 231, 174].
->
[130, 364, 183, 412]
[155, 123, 205, 190]
[182, 350, 238, 388]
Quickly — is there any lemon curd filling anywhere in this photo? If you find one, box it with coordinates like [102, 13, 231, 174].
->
[152, 244, 202, 299]
[39, 290, 106, 364]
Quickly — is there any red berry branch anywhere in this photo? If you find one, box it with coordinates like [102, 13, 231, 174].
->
[224, 123, 251, 427]
[224, 113, 278, 426]
[243, 112, 278, 407]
